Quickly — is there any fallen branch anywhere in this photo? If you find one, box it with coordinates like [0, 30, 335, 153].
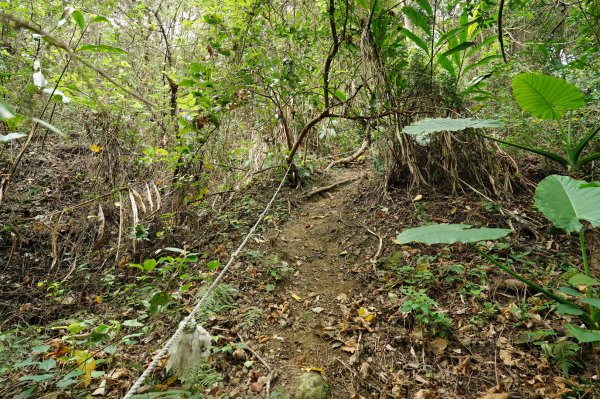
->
[363, 225, 383, 266]
[238, 335, 273, 399]
[326, 135, 370, 171]
[303, 177, 357, 199]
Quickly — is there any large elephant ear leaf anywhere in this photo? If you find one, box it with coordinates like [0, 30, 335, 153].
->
[402, 118, 504, 135]
[397, 223, 511, 244]
[534, 175, 600, 233]
[512, 73, 584, 120]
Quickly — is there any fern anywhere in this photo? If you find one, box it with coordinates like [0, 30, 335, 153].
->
[195, 283, 237, 324]
[239, 306, 263, 329]
[183, 360, 223, 391]
[541, 341, 581, 377]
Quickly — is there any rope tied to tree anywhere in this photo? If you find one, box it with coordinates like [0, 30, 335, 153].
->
[122, 164, 291, 399]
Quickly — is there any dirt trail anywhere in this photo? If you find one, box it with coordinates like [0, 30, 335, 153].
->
[251, 167, 372, 397]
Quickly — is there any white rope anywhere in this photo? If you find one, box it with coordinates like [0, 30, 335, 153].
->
[123, 165, 291, 398]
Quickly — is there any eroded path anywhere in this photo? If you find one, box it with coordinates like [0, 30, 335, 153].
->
[248, 167, 373, 397]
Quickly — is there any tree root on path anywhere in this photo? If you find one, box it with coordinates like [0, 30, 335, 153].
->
[325, 135, 370, 171]
[303, 177, 358, 199]
[363, 225, 383, 267]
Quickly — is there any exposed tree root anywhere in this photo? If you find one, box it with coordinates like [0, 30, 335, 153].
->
[326, 130, 371, 171]
[304, 177, 358, 199]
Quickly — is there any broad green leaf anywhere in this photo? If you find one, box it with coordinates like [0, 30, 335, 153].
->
[415, 0, 433, 16]
[399, 28, 429, 54]
[71, 10, 85, 30]
[123, 319, 144, 327]
[556, 303, 584, 316]
[149, 291, 170, 315]
[333, 89, 347, 101]
[356, 0, 370, 9]
[77, 44, 127, 54]
[463, 55, 502, 74]
[581, 297, 600, 308]
[91, 15, 110, 24]
[512, 73, 584, 120]
[0, 98, 15, 119]
[31, 117, 67, 138]
[513, 329, 556, 344]
[466, 36, 497, 57]
[397, 223, 511, 244]
[459, 12, 469, 43]
[436, 20, 479, 48]
[565, 324, 600, 343]
[403, 7, 431, 35]
[402, 118, 504, 135]
[437, 55, 456, 77]
[1, 132, 26, 143]
[534, 175, 600, 232]
[440, 41, 474, 58]
[38, 359, 56, 371]
[569, 273, 599, 286]
[557, 286, 582, 297]
[143, 258, 157, 272]
[19, 374, 54, 382]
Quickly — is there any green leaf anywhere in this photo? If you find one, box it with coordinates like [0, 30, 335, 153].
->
[143, 258, 157, 272]
[565, 324, 600, 343]
[31, 117, 67, 138]
[77, 44, 127, 54]
[19, 374, 54, 382]
[534, 175, 600, 232]
[149, 292, 170, 315]
[123, 319, 144, 327]
[466, 36, 497, 57]
[513, 330, 556, 344]
[397, 223, 511, 244]
[463, 55, 502, 74]
[399, 28, 429, 54]
[403, 7, 431, 36]
[207, 260, 221, 270]
[0, 98, 16, 119]
[556, 303, 584, 315]
[91, 15, 110, 24]
[557, 287, 582, 297]
[402, 118, 504, 135]
[440, 41, 474, 58]
[581, 297, 600, 308]
[1, 132, 26, 143]
[414, 0, 433, 16]
[512, 73, 584, 120]
[437, 55, 456, 77]
[38, 359, 56, 371]
[71, 10, 85, 30]
[568, 273, 599, 286]
[333, 89, 347, 101]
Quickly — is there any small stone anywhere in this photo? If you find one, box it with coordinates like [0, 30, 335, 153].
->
[294, 372, 329, 399]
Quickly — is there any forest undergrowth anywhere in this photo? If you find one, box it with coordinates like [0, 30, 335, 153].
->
[1, 157, 599, 398]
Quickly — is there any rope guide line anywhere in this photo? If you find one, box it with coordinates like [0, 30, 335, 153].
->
[122, 164, 291, 399]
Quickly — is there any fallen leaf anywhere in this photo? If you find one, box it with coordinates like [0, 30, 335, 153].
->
[412, 194, 423, 202]
[250, 375, 269, 392]
[311, 307, 324, 314]
[291, 293, 302, 301]
[92, 379, 106, 396]
[428, 337, 448, 355]
[499, 349, 515, 366]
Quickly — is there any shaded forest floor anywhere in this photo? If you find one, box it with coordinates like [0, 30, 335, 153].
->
[1, 162, 600, 398]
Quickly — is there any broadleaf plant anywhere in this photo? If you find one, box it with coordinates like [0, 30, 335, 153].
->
[401, 73, 598, 173]
[398, 175, 600, 372]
